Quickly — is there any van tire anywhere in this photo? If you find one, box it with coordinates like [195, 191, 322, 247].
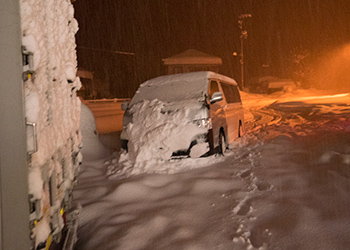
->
[219, 131, 226, 155]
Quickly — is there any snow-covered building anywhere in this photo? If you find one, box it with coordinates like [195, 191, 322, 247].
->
[21, 0, 82, 247]
[162, 49, 222, 75]
[0, 0, 82, 249]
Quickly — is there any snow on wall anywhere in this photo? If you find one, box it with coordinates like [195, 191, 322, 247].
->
[21, 0, 81, 247]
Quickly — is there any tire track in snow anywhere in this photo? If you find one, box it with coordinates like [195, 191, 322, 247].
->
[245, 108, 283, 133]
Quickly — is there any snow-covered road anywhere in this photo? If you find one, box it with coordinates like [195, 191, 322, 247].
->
[240, 96, 350, 249]
[74, 90, 350, 250]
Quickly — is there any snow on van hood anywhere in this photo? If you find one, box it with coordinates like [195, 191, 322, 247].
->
[127, 99, 209, 164]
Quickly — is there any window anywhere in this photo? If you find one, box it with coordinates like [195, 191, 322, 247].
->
[189, 66, 203, 72]
[232, 85, 241, 103]
[173, 67, 183, 74]
[209, 80, 219, 97]
[220, 82, 241, 103]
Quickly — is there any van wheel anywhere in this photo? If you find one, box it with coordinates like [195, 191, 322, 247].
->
[219, 131, 226, 155]
[238, 123, 244, 137]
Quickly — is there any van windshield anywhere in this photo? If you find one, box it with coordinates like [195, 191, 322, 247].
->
[130, 80, 207, 106]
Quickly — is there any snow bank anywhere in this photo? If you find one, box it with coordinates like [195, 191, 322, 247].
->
[74, 155, 254, 250]
[21, 0, 81, 247]
[80, 102, 109, 161]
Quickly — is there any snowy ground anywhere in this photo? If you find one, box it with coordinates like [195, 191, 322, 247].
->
[74, 89, 350, 250]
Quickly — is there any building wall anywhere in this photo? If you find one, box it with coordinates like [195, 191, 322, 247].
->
[20, 0, 82, 247]
[0, 0, 30, 249]
[166, 64, 220, 75]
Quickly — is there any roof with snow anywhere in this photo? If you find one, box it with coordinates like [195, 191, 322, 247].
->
[162, 49, 222, 65]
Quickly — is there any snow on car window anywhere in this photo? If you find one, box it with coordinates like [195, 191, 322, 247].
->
[130, 73, 210, 105]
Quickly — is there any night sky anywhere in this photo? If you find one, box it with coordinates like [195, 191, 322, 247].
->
[73, 0, 350, 98]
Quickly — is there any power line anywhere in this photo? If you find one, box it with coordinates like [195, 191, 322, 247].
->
[78, 46, 135, 56]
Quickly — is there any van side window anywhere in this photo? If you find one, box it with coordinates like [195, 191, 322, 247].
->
[209, 80, 219, 97]
[232, 85, 242, 103]
[220, 82, 235, 103]
[220, 83, 241, 103]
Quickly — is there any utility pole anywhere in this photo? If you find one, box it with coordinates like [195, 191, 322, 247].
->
[238, 14, 251, 89]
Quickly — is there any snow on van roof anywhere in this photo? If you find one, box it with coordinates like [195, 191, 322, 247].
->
[141, 71, 237, 87]
[130, 71, 237, 105]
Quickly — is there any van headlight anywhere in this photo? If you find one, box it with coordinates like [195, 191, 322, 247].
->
[193, 118, 212, 129]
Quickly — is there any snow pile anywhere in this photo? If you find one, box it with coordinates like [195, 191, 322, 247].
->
[80, 102, 109, 161]
[74, 150, 261, 250]
[21, 0, 81, 247]
[127, 99, 208, 163]
[107, 150, 226, 178]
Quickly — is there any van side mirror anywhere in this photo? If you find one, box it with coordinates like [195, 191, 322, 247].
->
[210, 92, 223, 104]
[121, 102, 129, 111]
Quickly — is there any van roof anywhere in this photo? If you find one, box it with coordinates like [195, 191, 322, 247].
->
[141, 71, 237, 87]
[130, 71, 238, 105]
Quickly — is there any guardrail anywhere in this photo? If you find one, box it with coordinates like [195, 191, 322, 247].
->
[82, 98, 130, 134]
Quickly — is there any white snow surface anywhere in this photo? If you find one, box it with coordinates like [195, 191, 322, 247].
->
[75, 88, 350, 250]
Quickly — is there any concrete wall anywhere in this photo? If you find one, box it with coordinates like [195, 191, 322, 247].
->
[0, 0, 31, 249]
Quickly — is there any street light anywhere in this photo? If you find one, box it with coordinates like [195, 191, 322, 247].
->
[238, 14, 251, 89]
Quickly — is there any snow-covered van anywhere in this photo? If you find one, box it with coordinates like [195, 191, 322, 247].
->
[121, 71, 244, 159]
